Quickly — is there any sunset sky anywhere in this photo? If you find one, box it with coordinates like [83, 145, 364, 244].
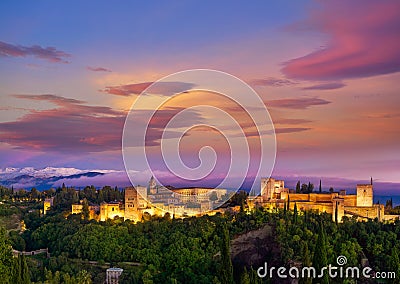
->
[0, 1, 399, 193]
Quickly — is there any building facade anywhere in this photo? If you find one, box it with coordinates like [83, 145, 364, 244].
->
[251, 178, 386, 222]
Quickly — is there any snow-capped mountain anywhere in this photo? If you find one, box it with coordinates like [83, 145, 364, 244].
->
[0, 167, 129, 190]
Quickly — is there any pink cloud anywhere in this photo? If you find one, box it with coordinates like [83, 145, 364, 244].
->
[101, 81, 196, 96]
[282, 0, 400, 80]
[302, 82, 345, 90]
[0, 94, 203, 153]
[266, 97, 331, 109]
[0, 41, 70, 63]
[273, 118, 312, 125]
[250, 77, 298, 87]
[87, 66, 112, 72]
[275, 127, 311, 134]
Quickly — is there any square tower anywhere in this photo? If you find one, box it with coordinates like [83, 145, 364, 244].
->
[261, 178, 285, 200]
[124, 187, 139, 221]
[356, 184, 373, 207]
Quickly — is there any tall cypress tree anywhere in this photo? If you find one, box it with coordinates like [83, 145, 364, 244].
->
[301, 242, 312, 284]
[240, 267, 250, 284]
[283, 200, 287, 215]
[219, 223, 234, 284]
[312, 222, 329, 284]
[319, 180, 322, 193]
[21, 255, 30, 284]
[82, 198, 90, 220]
[335, 201, 338, 225]
[389, 246, 400, 284]
[296, 181, 301, 193]
[12, 254, 30, 284]
[293, 202, 298, 224]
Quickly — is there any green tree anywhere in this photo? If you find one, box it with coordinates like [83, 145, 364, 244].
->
[296, 181, 301, 193]
[388, 247, 400, 284]
[82, 199, 90, 220]
[283, 200, 287, 215]
[219, 223, 234, 284]
[0, 227, 13, 283]
[335, 202, 338, 225]
[76, 270, 92, 284]
[13, 254, 30, 284]
[301, 242, 312, 284]
[239, 267, 250, 284]
[312, 223, 329, 284]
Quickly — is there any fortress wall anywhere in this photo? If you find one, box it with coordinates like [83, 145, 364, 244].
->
[345, 204, 384, 221]
[343, 195, 357, 206]
[288, 193, 311, 202]
[314, 193, 336, 202]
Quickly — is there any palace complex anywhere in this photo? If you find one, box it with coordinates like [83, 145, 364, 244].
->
[248, 177, 397, 222]
[66, 177, 398, 223]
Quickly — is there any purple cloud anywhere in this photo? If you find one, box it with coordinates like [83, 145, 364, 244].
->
[273, 118, 312, 125]
[87, 66, 112, 72]
[275, 127, 311, 134]
[266, 97, 331, 109]
[282, 1, 400, 80]
[251, 77, 298, 87]
[302, 82, 346, 90]
[0, 94, 204, 153]
[0, 41, 70, 63]
[101, 81, 196, 96]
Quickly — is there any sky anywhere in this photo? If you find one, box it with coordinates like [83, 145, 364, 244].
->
[0, 1, 399, 193]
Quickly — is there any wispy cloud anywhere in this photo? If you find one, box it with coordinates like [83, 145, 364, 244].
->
[250, 77, 298, 87]
[302, 82, 345, 90]
[273, 118, 312, 125]
[0, 95, 124, 152]
[101, 81, 196, 96]
[266, 97, 331, 109]
[0, 41, 70, 63]
[87, 66, 112, 72]
[0, 94, 205, 153]
[282, 0, 400, 80]
[275, 127, 311, 134]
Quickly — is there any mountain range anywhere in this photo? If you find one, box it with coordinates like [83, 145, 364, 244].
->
[0, 167, 126, 190]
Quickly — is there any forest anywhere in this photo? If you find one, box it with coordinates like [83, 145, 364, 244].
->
[0, 185, 399, 283]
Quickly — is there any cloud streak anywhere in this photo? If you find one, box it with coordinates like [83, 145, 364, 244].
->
[282, 0, 400, 80]
[0, 94, 206, 153]
[266, 97, 331, 109]
[0, 95, 124, 152]
[275, 127, 311, 134]
[250, 77, 298, 87]
[102, 81, 196, 96]
[87, 66, 112, 72]
[0, 41, 70, 63]
[302, 82, 345, 90]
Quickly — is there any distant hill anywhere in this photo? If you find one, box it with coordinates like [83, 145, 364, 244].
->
[0, 167, 123, 190]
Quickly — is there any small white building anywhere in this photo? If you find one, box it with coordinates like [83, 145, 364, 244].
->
[106, 267, 123, 284]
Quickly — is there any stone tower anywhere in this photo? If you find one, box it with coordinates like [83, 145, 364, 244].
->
[124, 187, 139, 222]
[332, 197, 344, 223]
[356, 183, 373, 207]
[148, 176, 157, 195]
[260, 178, 269, 199]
